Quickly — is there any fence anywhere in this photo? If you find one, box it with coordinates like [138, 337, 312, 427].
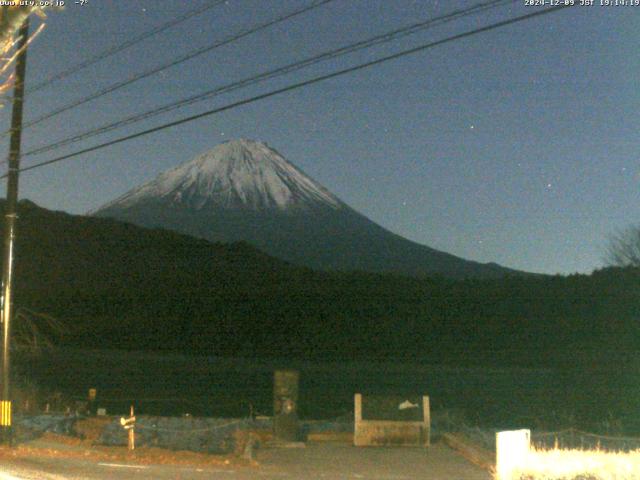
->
[12, 411, 354, 454]
[439, 422, 640, 455]
[99, 416, 253, 453]
[531, 427, 640, 452]
[71, 395, 261, 419]
[496, 428, 640, 480]
[13, 413, 79, 442]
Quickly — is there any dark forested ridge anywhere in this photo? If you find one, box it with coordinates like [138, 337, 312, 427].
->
[5, 200, 640, 369]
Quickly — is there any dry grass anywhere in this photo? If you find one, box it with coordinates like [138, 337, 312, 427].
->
[0, 439, 250, 468]
[509, 446, 640, 480]
[0, 418, 257, 469]
[74, 417, 113, 443]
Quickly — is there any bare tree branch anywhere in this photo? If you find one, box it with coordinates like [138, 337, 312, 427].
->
[14, 307, 66, 351]
[605, 226, 640, 267]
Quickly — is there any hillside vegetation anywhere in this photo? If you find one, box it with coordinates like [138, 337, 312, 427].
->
[5, 200, 640, 369]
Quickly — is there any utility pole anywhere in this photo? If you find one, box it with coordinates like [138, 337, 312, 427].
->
[1, 17, 29, 445]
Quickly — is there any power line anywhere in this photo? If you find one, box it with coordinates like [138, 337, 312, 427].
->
[22, 0, 516, 159]
[26, 0, 230, 95]
[3, 0, 336, 136]
[6, 5, 573, 179]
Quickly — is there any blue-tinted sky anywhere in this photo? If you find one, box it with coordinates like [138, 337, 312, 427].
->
[1, 0, 638, 274]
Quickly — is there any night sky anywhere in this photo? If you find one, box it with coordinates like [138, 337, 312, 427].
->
[0, 0, 637, 275]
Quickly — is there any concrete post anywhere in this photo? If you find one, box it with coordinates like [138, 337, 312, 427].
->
[422, 395, 430, 447]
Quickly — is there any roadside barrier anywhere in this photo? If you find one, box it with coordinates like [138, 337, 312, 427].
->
[13, 414, 79, 441]
[531, 427, 640, 452]
[99, 416, 251, 453]
[98, 415, 354, 453]
[11, 411, 353, 453]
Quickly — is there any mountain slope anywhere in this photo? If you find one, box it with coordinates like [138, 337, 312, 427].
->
[93, 139, 521, 278]
[97, 139, 342, 212]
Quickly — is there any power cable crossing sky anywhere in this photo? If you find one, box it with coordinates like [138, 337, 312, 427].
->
[10, 5, 571, 176]
[21, 0, 517, 159]
[0, 0, 637, 275]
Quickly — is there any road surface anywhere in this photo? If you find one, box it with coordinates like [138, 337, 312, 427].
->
[0, 442, 491, 479]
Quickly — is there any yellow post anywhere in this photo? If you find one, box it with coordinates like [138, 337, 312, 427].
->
[0, 400, 11, 428]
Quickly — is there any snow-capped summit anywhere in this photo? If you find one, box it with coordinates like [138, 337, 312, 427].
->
[100, 139, 342, 212]
[93, 139, 520, 279]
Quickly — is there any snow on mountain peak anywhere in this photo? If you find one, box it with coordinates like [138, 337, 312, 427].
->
[104, 139, 343, 212]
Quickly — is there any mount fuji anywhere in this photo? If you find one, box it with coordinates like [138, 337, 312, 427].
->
[92, 139, 519, 278]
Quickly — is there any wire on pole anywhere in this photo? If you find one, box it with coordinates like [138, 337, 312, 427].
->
[20, 0, 517, 160]
[0, 0, 337, 138]
[25, 0, 230, 95]
[3, 5, 573, 179]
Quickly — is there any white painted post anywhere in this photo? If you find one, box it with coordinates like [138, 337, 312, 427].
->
[422, 395, 430, 447]
[496, 429, 530, 480]
[354, 393, 362, 447]
[354, 393, 362, 423]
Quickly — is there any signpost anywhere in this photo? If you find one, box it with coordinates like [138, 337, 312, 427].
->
[120, 405, 136, 450]
[273, 370, 299, 442]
